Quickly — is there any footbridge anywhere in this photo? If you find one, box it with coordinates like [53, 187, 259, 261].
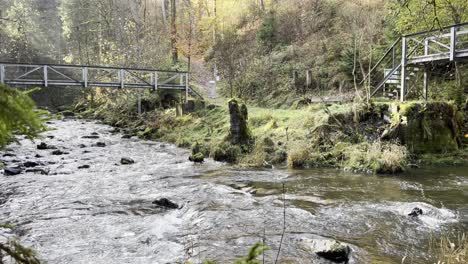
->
[0, 62, 203, 102]
[362, 22, 468, 101]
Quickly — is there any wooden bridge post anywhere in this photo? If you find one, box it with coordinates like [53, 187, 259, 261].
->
[450, 25, 457, 61]
[0, 64, 4, 84]
[400, 37, 407, 102]
[43, 66, 48, 87]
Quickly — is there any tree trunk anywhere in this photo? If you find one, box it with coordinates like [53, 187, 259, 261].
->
[171, 0, 178, 64]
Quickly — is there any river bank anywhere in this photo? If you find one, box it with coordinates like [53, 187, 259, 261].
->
[1, 118, 466, 263]
[74, 92, 468, 174]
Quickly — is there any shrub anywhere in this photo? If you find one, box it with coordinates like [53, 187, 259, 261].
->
[0, 85, 46, 147]
[287, 144, 310, 168]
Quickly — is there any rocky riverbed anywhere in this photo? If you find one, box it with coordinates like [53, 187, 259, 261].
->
[1, 118, 466, 263]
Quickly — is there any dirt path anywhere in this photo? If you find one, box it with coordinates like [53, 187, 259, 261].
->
[191, 60, 223, 105]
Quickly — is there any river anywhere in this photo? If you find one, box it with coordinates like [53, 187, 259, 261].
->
[1, 119, 467, 263]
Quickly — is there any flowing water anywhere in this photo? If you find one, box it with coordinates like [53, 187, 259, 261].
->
[0, 119, 467, 263]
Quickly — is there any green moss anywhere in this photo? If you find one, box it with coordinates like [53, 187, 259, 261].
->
[211, 142, 241, 163]
[403, 102, 460, 153]
[189, 152, 205, 163]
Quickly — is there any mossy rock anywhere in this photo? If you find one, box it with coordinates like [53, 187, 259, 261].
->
[189, 152, 204, 163]
[211, 142, 241, 163]
[402, 102, 461, 153]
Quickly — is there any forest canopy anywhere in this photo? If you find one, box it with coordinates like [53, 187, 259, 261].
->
[0, 0, 466, 104]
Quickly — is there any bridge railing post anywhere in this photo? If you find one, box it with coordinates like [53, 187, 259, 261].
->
[400, 36, 407, 102]
[43, 66, 48, 87]
[119, 69, 125, 88]
[82, 67, 88, 88]
[450, 25, 456, 61]
[185, 73, 189, 103]
[0, 64, 4, 84]
[154, 72, 158, 91]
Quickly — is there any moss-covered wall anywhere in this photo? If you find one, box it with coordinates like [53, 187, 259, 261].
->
[397, 102, 461, 154]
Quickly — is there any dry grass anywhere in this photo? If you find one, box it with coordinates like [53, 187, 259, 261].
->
[429, 233, 468, 264]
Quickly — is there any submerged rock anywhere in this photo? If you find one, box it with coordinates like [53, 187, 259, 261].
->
[51, 150, 68, 155]
[25, 167, 50, 175]
[4, 166, 22, 176]
[408, 207, 423, 217]
[120, 157, 135, 165]
[301, 239, 351, 263]
[82, 135, 100, 139]
[37, 142, 57, 150]
[152, 198, 179, 209]
[93, 142, 106, 147]
[23, 161, 40, 168]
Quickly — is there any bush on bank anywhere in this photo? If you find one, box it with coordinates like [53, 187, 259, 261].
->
[0, 84, 46, 148]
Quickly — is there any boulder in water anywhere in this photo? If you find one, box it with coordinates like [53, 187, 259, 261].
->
[301, 239, 351, 263]
[78, 165, 90, 169]
[120, 157, 135, 165]
[4, 166, 22, 176]
[408, 207, 423, 217]
[91, 132, 99, 136]
[152, 198, 179, 209]
[79, 144, 87, 148]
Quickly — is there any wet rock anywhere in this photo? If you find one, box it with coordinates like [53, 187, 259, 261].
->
[82, 150, 91, 154]
[46, 135, 55, 139]
[4, 166, 22, 176]
[229, 183, 249, 190]
[93, 142, 106, 147]
[61, 110, 75, 117]
[82, 135, 100, 139]
[408, 207, 423, 217]
[79, 144, 87, 148]
[37, 142, 57, 150]
[78, 165, 90, 169]
[109, 128, 120, 134]
[2, 153, 15, 157]
[46, 121, 54, 124]
[121, 134, 132, 139]
[302, 239, 351, 263]
[120, 157, 135, 165]
[25, 167, 50, 175]
[51, 150, 68, 155]
[152, 198, 179, 209]
[189, 153, 204, 163]
[35, 154, 43, 158]
[91, 132, 99, 136]
[23, 161, 40, 168]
